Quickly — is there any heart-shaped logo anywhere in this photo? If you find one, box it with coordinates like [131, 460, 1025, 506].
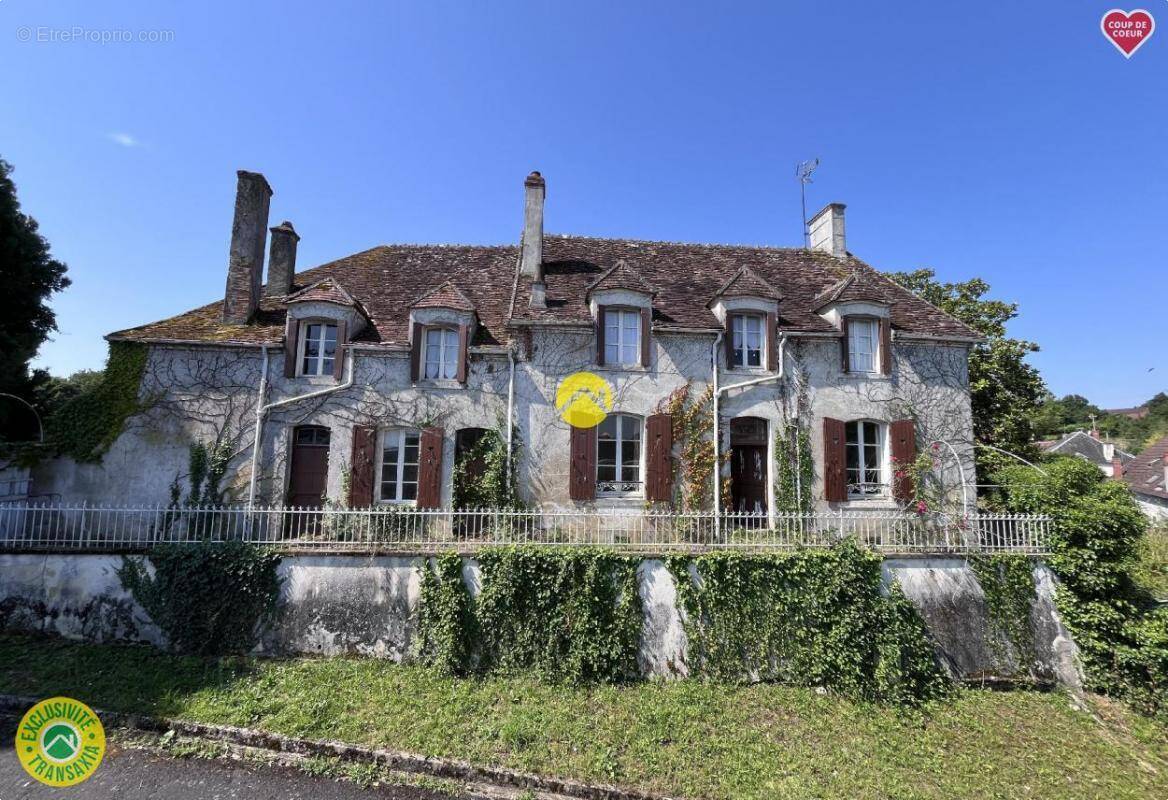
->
[1100, 9, 1156, 58]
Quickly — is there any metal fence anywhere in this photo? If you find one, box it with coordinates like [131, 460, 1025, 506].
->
[0, 503, 1050, 555]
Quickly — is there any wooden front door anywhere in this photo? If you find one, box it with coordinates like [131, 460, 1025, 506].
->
[730, 417, 768, 514]
[287, 426, 331, 508]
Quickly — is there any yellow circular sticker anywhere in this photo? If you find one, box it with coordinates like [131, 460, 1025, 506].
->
[555, 371, 614, 429]
[16, 697, 105, 787]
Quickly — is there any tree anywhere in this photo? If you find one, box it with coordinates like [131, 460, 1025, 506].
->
[888, 269, 1046, 481]
[0, 157, 70, 443]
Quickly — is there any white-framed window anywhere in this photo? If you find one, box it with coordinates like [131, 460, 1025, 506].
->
[731, 313, 765, 368]
[845, 420, 886, 498]
[423, 326, 460, 380]
[597, 414, 642, 495]
[379, 429, 421, 502]
[299, 322, 338, 376]
[847, 318, 879, 373]
[603, 308, 641, 366]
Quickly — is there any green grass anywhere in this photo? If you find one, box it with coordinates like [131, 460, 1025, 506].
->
[1133, 523, 1168, 601]
[2, 634, 1166, 799]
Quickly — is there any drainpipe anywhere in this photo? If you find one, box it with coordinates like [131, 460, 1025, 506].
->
[247, 347, 270, 509]
[505, 343, 516, 504]
[247, 345, 356, 509]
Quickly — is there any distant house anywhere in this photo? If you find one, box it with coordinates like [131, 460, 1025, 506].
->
[1105, 406, 1150, 421]
[1122, 434, 1168, 521]
[1036, 430, 1133, 477]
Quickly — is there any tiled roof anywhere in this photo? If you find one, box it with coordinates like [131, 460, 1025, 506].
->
[585, 259, 656, 298]
[1043, 430, 1134, 467]
[1124, 434, 1168, 500]
[286, 278, 356, 307]
[411, 281, 477, 312]
[109, 235, 980, 347]
[711, 266, 780, 302]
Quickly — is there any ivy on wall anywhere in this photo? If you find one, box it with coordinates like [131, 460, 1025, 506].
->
[666, 544, 950, 703]
[661, 384, 728, 511]
[168, 440, 233, 507]
[969, 554, 1037, 675]
[773, 421, 814, 514]
[451, 426, 521, 509]
[48, 341, 151, 463]
[416, 552, 477, 676]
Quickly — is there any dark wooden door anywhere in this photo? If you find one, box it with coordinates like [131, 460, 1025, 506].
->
[730, 417, 768, 515]
[287, 426, 330, 508]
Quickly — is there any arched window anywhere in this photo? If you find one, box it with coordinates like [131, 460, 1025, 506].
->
[845, 420, 887, 498]
[597, 414, 642, 495]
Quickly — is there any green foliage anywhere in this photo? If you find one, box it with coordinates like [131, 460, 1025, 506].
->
[970, 554, 1037, 674]
[118, 541, 282, 656]
[1031, 391, 1168, 452]
[667, 544, 949, 703]
[1132, 523, 1168, 602]
[773, 421, 813, 513]
[416, 547, 643, 683]
[661, 383, 727, 510]
[887, 269, 1045, 482]
[45, 341, 151, 462]
[451, 426, 521, 509]
[991, 457, 1168, 718]
[172, 440, 234, 506]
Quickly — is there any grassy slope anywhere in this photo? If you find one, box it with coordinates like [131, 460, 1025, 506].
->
[2, 634, 1166, 800]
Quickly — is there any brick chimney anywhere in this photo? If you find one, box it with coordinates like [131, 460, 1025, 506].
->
[223, 170, 273, 324]
[1112, 456, 1125, 481]
[265, 221, 299, 298]
[808, 202, 847, 258]
[521, 171, 546, 308]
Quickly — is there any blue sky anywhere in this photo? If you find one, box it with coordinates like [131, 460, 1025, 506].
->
[2, 1, 1164, 407]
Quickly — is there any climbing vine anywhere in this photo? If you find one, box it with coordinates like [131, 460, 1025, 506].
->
[969, 554, 1037, 676]
[47, 341, 152, 463]
[451, 425, 521, 509]
[773, 421, 813, 513]
[416, 552, 477, 676]
[666, 544, 949, 703]
[168, 439, 234, 507]
[661, 384, 728, 510]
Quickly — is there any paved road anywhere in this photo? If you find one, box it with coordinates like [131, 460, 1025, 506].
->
[1, 717, 471, 799]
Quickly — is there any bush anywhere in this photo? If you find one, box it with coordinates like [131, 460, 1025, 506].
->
[119, 541, 282, 655]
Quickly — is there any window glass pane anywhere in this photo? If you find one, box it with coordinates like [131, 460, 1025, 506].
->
[323, 325, 337, 343]
[849, 320, 877, 373]
[402, 483, 417, 501]
[863, 422, 878, 445]
[598, 416, 617, 439]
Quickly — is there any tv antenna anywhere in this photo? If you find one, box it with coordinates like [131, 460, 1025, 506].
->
[796, 158, 820, 247]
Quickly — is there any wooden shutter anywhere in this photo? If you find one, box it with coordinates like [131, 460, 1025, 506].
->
[569, 424, 597, 501]
[456, 323, 469, 383]
[880, 318, 893, 375]
[348, 426, 376, 507]
[765, 311, 778, 372]
[640, 307, 652, 368]
[333, 320, 348, 381]
[890, 419, 917, 502]
[840, 317, 851, 373]
[283, 317, 300, 378]
[596, 305, 607, 366]
[409, 322, 423, 382]
[724, 314, 735, 367]
[416, 427, 444, 508]
[645, 413, 673, 502]
[823, 417, 847, 503]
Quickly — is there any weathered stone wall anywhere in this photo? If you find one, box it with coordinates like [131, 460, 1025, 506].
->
[0, 552, 1078, 685]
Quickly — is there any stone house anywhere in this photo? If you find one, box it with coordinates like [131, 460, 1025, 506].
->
[29, 170, 981, 513]
[1036, 430, 1134, 478]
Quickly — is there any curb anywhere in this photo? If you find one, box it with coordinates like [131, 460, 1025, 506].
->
[0, 694, 671, 800]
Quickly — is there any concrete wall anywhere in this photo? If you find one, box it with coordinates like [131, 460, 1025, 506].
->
[0, 552, 1077, 685]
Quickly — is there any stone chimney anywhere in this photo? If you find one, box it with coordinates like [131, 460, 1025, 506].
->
[223, 170, 273, 324]
[521, 171, 546, 308]
[808, 202, 847, 258]
[265, 221, 299, 298]
[1112, 456, 1125, 481]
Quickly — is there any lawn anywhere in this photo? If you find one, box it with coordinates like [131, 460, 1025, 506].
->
[1, 633, 1166, 799]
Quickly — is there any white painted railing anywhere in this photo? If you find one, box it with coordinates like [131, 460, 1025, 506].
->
[0, 503, 1050, 555]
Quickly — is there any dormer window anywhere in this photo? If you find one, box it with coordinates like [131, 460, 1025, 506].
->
[730, 313, 765, 368]
[847, 318, 878, 373]
[299, 322, 338, 376]
[603, 308, 642, 366]
[423, 326, 460, 380]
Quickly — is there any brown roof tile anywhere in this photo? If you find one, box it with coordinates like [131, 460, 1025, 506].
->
[1124, 434, 1168, 500]
[286, 278, 357, 307]
[411, 281, 477, 312]
[585, 259, 656, 298]
[711, 266, 780, 302]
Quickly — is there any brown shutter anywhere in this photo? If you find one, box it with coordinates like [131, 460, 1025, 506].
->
[840, 317, 851, 373]
[724, 314, 735, 367]
[765, 311, 778, 372]
[823, 417, 847, 503]
[456, 323, 469, 383]
[333, 320, 348, 381]
[409, 322, 423, 382]
[416, 427, 444, 508]
[890, 419, 917, 502]
[569, 424, 597, 501]
[640, 307, 652, 368]
[348, 426, 376, 507]
[645, 413, 673, 502]
[880, 318, 893, 375]
[596, 305, 607, 366]
[283, 317, 300, 378]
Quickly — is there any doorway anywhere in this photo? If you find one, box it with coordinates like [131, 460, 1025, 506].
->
[730, 417, 768, 514]
[287, 425, 331, 508]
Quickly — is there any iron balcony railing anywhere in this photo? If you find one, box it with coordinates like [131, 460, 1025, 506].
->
[0, 503, 1050, 555]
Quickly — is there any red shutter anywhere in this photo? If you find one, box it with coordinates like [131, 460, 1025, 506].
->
[645, 413, 673, 502]
[456, 323, 469, 383]
[333, 320, 348, 381]
[416, 427, 444, 508]
[596, 305, 607, 366]
[840, 317, 851, 373]
[640, 307, 652, 368]
[890, 419, 917, 502]
[348, 426, 376, 507]
[823, 417, 847, 503]
[724, 314, 735, 367]
[283, 317, 300, 378]
[765, 311, 778, 372]
[880, 318, 893, 375]
[409, 322, 423, 382]
[569, 424, 597, 501]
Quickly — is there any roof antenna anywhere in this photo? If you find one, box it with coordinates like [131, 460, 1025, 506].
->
[796, 159, 820, 248]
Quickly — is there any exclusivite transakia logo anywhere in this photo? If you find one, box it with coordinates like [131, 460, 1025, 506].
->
[16, 697, 106, 786]
[1100, 9, 1156, 57]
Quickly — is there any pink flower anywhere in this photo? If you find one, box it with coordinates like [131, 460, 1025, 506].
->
[915, 500, 928, 515]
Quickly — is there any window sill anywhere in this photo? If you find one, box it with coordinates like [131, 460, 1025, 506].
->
[293, 374, 340, 385]
[414, 378, 465, 389]
[725, 366, 774, 376]
[838, 498, 898, 510]
[376, 500, 418, 508]
[596, 364, 648, 373]
[593, 495, 645, 509]
[841, 371, 890, 381]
